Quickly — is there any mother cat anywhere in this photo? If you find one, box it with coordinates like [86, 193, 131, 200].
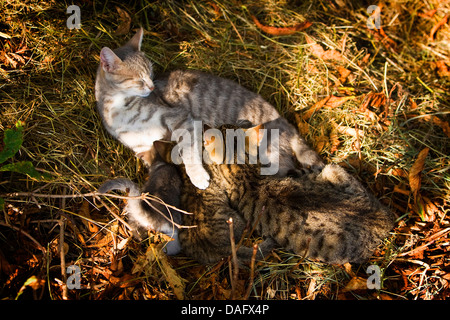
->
[95, 28, 323, 190]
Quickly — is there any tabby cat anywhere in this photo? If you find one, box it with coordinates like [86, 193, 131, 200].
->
[95, 28, 323, 191]
[153, 124, 395, 265]
[98, 159, 182, 255]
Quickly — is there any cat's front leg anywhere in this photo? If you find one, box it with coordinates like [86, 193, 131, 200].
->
[184, 164, 210, 190]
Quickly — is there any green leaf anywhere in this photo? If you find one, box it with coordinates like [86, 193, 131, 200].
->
[0, 198, 4, 211]
[0, 161, 49, 180]
[0, 124, 24, 164]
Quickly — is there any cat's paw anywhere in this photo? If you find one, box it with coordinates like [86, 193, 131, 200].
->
[186, 164, 210, 189]
[318, 164, 349, 185]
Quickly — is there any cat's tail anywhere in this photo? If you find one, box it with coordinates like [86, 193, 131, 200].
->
[98, 178, 140, 196]
[98, 178, 182, 255]
[97, 178, 154, 231]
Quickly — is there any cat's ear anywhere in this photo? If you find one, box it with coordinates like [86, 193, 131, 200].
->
[100, 47, 122, 73]
[244, 124, 265, 147]
[126, 27, 144, 51]
[153, 140, 174, 163]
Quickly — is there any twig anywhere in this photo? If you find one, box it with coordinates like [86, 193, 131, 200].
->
[244, 244, 258, 300]
[142, 198, 197, 229]
[1, 191, 193, 215]
[227, 217, 239, 300]
[59, 217, 68, 300]
[0, 221, 46, 254]
[237, 206, 265, 250]
[93, 195, 133, 234]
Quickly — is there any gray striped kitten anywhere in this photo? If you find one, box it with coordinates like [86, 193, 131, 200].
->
[154, 124, 395, 265]
[95, 28, 323, 191]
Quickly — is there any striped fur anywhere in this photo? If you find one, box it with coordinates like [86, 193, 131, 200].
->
[98, 160, 182, 255]
[158, 124, 395, 265]
[95, 28, 323, 190]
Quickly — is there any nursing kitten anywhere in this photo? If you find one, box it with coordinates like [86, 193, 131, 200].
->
[98, 160, 182, 255]
[154, 124, 395, 265]
[95, 28, 323, 191]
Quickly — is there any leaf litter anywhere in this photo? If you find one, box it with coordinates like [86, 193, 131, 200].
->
[0, 0, 449, 300]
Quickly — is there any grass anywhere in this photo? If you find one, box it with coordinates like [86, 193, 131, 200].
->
[0, 0, 449, 300]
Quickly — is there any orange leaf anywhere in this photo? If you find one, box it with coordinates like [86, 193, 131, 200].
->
[408, 147, 429, 198]
[305, 35, 344, 62]
[325, 95, 356, 109]
[436, 61, 450, 77]
[429, 14, 449, 40]
[418, 9, 437, 19]
[301, 96, 331, 120]
[337, 66, 351, 83]
[343, 276, 368, 292]
[252, 15, 312, 36]
[432, 116, 450, 137]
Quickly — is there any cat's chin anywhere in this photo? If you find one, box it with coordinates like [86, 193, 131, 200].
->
[139, 92, 151, 97]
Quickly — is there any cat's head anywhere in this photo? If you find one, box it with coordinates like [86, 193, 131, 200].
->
[153, 123, 265, 166]
[99, 28, 154, 97]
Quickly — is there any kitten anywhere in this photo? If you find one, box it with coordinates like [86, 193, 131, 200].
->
[95, 28, 323, 191]
[98, 159, 182, 255]
[154, 124, 395, 265]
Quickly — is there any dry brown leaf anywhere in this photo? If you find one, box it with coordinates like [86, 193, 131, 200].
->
[359, 53, 371, 66]
[132, 243, 186, 300]
[436, 61, 450, 78]
[294, 113, 310, 136]
[343, 276, 368, 292]
[305, 35, 344, 62]
[314, 135, 328, 154]
[335, 124, 364, 138]
[432, 116, 450, 137]
[330, 128, 340, 153]
[409, 147, 429, 197]
[114, 6, 131, 36]
[418, 9, 437, 19]
[429, 14, 449, 40]
[409, 148, 430, 221]
[337, 66, 351, 83]
[325, 95, 356, 109]
[252, 15, 312, 36]
[301, 96, 331, 120]
[77, 200, 99, 234]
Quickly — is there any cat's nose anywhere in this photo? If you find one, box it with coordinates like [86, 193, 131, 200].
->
[148, 80, 155, 91]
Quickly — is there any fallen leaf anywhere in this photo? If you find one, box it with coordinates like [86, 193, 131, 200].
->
[334, 124, 364, 138]
[359, 53, 371, 66]
[337, 66, 351, 83]
[114, 6, 132, 36]
[294, 113, 310, 136]
[301, 96, 331, 120]
[16, 275, 45, 299]
[432, 115, 450, 137]
[418, 9, 437, 19]
[409, 147, 429, 197]
[252, 15, 312, 36]
[330, 128, 340, 153]
[325, 95, 356, 109]
[409, 148, 430, 221]
[305, 35, 344, 62]
[436, 61, 450, 77]
[343, 276, 367, 292]
[132, 243, 186, 300]
[429, 14, 449, 40]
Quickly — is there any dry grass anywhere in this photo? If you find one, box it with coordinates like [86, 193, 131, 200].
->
[0, 0, 449, 300]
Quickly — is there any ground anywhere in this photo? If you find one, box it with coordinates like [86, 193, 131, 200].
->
[0, 0, 449, 300]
